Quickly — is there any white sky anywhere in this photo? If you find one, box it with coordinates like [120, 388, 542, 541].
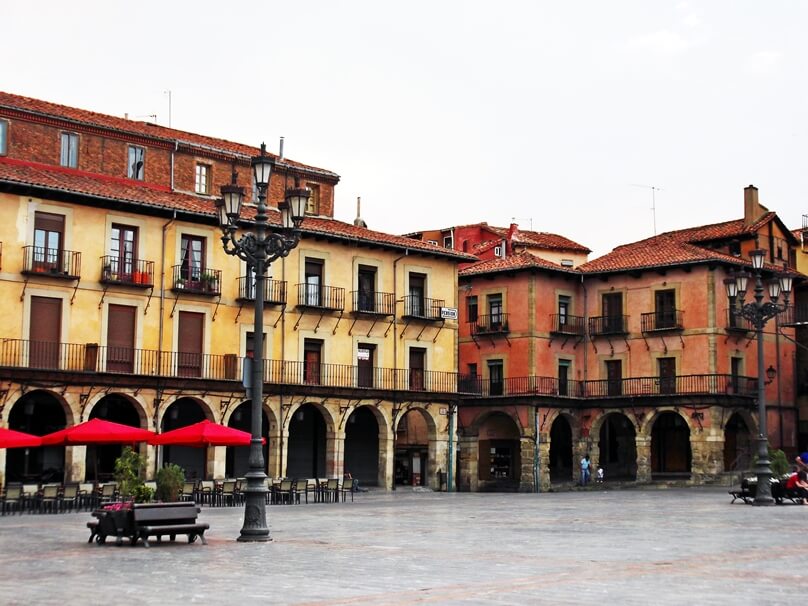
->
[3, 1, 807, 258]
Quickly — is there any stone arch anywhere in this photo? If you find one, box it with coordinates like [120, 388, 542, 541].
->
[286, 402, 331, 479]
[6, 390, 71, 483]
[159, 396, 212, 480]
[593, 411, 637, 481]
[549, 413, 574, 482]
[224, 400, 271, 478]
[344, 405, 383, 487]
[475, 410, 522, 492]
[649, 410, 692, 477]
[394, 406, 439, 488]
[463, 408, 522, 438]
[724, 411, 753, 472]
[85, 392, 148, 482]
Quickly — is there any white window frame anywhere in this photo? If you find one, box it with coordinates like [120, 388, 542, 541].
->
[128, 145, 145, 180]
[443, 235, 453, 249]
[60, 132, 79, 168]
[0, 119, 7, 155]
[195, 163, 210, 194]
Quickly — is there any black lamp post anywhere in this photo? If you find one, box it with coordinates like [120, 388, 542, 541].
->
[216, 143, 308, 541]
[724, 248, 792, 505]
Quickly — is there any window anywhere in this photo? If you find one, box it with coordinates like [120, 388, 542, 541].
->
[180, 234, 205, 281]
[602, 293, 623, 333]
[730, 357, 742, 393]
[60, 133, 78, 168]
[128, 145, 145, 180]
[33, 211, 64, 271]
[487, 294, 503, 327]
[357, 343, 375, 388]
[306, 183, 320, 215]
[0, 120, 7, 155]
[728, 241, 741, 256]
[409, 273, 426, 317]
[655, 289, 676, 329]
[558, 295, 570, 326]
[605, 360, 622, 396]
[461, 362, 479, 393]
[304, 258, 323, 306]
[110, 224, 138, 278]
[409, 348, 426, 390]
[357, 265, 376, 312]
[195, 163, 210, 194]
[443, 235, 453, 249]
[304, 339, 323, 385]
[466, 295, 478, 323]
[494, 245, 503, 258]
[658, 357, 676, 394]
[558, 360, 571, 396]
[427, 240, 438, 246]
[488, 360, 504, 396]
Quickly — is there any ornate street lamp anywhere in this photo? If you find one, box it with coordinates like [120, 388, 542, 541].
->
[216, 143, 308, 541]
[723, 249, 792, 505]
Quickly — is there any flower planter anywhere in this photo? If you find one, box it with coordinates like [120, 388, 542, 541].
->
[91, 506, 135, 545]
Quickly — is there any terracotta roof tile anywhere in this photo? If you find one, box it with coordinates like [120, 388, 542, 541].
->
[460, 251, 577, 277]
[485, 225, 591, 253]
[0, 157, 475, 262]
[0, 91, 338, 179]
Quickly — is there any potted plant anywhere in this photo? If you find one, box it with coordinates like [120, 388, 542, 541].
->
[96, 447, 154, 542]
[156, 463, 185, 502]
[202, 271, 219, 293]
[174, 278, 186, 290]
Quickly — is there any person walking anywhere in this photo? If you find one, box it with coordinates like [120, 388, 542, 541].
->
[580, 454, 592, 486]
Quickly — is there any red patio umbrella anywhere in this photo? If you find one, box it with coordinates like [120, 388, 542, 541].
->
[40, 418, 155, 446]
[0, 427, 43, 448]
[150, 420, 262, 447]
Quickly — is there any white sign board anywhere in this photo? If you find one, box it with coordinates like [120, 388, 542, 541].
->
[440, 307, 458, 320]
[357, 348, 370, 361]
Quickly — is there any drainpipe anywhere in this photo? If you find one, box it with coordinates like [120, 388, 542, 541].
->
[447, 402, 456, 492]
[279, 256, 287, 478]
[392, 249, 410, 491]
[158, 210, 177, 375]
[581, 273, 588, 382]
[776, 315, 783, 449]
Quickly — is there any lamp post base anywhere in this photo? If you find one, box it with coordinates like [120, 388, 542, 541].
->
[752, 436, 774, 506]
[237, 479, 271, 542]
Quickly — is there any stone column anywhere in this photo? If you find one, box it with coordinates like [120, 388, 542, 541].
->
[430, 436, 448, 491]
[458, 436, 478, 492]
[326, 434, 343, 479]
[210, 446, 225, 479]
[519, 437, 535, 493]
[690, 428, 724, 483]
[65, 445, 86, 483]
[538, 437, 552, 492]
[635, 436, 651, 483]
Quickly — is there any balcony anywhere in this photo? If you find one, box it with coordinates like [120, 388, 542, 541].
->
[470, 313, 510, 335]
[21, 246, 81, 279]
[588, 315, 629, 337]
[640, 310, 683, 333]
[550, 314, 586, 336]
[726, 310, 754, 333]
[351, 291, 395, 316]
[296, 284, 345, 311]
[171, 265, 221, 296]
[100, 256, 154, 288]
[778, 305, 808, 328]
[402, 295, 445, 321]
[237, 277, 287, 305]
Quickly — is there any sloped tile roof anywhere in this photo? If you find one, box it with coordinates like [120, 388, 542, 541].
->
[460, 251, 577, 277]
[0, 157, 475, 262]
[485, 225, 591, 253]
[0, 91, 338, 179]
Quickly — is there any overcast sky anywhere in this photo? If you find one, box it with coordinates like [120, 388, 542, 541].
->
[3, 1, 807, 258]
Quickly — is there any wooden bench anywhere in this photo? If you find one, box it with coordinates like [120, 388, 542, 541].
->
[132, 502, 209, 548]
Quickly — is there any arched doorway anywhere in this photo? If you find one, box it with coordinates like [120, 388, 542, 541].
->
[161, 398, 207, 480]
[651, 411, 692, 477]
[87, 394, 142, 482]
[344, 406, 379, 487]
[724, 413, 753, 472]
[226, 401, 269, 478]
[287, 404, 326, 479]
[549, 415, 573, 482]
[395, 409, 431, 487]
[598, 413, 637, 481]
[476, 412, 521, 492]
[6, 391, 67, 483]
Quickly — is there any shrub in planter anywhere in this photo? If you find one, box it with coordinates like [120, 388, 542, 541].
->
[156, 463, 185, 502]
[114, 446, 153, 503]
[752, 447, 790, 477]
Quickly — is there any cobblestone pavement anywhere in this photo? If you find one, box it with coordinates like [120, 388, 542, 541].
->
[0, 487, 806, 605]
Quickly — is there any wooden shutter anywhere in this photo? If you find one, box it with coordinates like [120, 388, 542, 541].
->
[178, 311, 203, 377]
[30, 296, 61, 369]
[107, 304, 136, 373]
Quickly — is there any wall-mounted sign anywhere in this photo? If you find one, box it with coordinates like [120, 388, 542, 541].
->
[357, 348, 370, 360]
[440, 307, 458, 320]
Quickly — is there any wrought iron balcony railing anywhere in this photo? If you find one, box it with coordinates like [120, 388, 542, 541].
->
[171, 265, 221, 296]
[100, 256, 154, 287]
[550, 314, 586, 336]
[402, 295, 445, 320]
[22, 246, 81, 279]
[237, 277, 287, 305]
[640, 310, 683, 332]
[471, 313, 510, 335]
[589, 315, 629, 336]
[351, 291, 395, 316]
[778, 305, 808, 327]
[296, 283, 345, 310]
[726, 310, 754, 332]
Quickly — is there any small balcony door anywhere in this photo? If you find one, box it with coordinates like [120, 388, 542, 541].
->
[106, 304, 136, 373]
[655, 289, 676, 329]
[177, 311, 203, 377]
[606, 360, 622, 396]
[658, 357, 676, 394]
[29, 296, 61, 369]
[110, 224, 138, 280]
[488, 360, 504, 396]
[305, 259, 323, 306]
[488, 294, 503, 329]
[409, 273, 426, 317]
[409, 348, 425, 390]
[602, 293, 623, 333]
[33, 212, 64, 272]
[358, 266, 376, 312]
[180, 235, 205, 283]
[357, 343, 375, 387]
[304, 339, 322, 385]
[558, 360, 570, 396]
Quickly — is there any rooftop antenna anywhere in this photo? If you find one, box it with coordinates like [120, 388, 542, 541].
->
[163, 90, 172, 128]
[630, 184, 663, 235]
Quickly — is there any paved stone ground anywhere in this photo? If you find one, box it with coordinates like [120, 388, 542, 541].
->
[0, 486, 806, 605]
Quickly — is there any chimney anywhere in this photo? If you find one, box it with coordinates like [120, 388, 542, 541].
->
[279, 136, 285, 161]
[353, 196, 367, 228]
[506, 223, 518, 254]
[744, 184, 763, 227]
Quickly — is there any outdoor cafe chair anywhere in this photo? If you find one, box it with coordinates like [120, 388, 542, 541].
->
[97, 482, 118, 505]
[340, 478, 356, 503]
[292, 478, 309, 504]
[219, 480, 238, 507]
[78, 483, 97, 510]
[323, 478, 340, 504]
[179, 481, 197, 503]
[59, 483, 80, 513]
[38, 484, 60, 514]
[1, 484, 22, 515]
[21, 484, 39, 512]
[275, 479, 293, 505]
[198, 480, 216, 506]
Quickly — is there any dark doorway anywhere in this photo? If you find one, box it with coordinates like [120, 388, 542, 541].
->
[651, 412, 692, 477]
[6, 391, 66, 483]
[597, 413, 637, 480]
[549, 415, 573, 482]
[395, 410, 430, 487]
[226, 401, 269, 478]
[287, 404, 326, 478]
[724, 413, 752, 472]
[477, 412, 521, 492]
[344, 407, 379, 486]
[88, 395, 141, 481]
[161, 398, 207, 479]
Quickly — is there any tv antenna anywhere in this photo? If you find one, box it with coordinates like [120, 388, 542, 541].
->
[630, 184, 663, 235]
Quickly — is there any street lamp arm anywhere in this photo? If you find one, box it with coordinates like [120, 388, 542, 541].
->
[220, 229, 302, 266]
[737, 301, 787, 326]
